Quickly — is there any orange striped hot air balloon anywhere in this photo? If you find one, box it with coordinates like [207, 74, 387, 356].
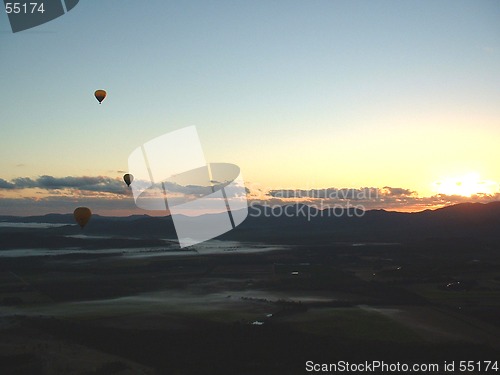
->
[94, 90, 106, 104]
[73, 207, 92, 229]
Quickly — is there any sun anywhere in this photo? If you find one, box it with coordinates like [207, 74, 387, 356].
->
[432, 173, 499, 197]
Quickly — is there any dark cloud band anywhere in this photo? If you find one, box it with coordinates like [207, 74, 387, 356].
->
[0, 175, 128, 195]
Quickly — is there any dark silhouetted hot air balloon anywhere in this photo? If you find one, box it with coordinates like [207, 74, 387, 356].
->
[74, 207, 92, 228]
[94, 90, 106, 104]
[123, 173, 133, 187]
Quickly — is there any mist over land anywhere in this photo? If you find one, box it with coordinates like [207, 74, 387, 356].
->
[1, 202, 499, 374]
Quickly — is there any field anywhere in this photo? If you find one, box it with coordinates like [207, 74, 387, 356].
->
[1, 238, 499, 374]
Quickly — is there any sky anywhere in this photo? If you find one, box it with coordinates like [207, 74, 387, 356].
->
[0, 0, 499, 215]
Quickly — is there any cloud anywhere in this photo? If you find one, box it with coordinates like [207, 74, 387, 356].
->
[381, 187, 416, 197]
[267, 187, 418, 201]
[1, 175, 499, 216]
[11, 177, 37, 188]
[0, 175, 128, 195]
[267, 188, 380, 200]
[255, 186, 500, 212]
[0, 178, 16, 189]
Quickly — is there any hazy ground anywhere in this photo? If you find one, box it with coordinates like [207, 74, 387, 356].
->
[1, 235, 499, 374]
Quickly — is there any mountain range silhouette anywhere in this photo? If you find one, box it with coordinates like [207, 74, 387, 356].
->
[1, 202, 499, 248]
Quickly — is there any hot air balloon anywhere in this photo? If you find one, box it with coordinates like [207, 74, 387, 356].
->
[123, 173, 133, 187]
[74, 207, 92, 228]
[94, 90, 106, 104]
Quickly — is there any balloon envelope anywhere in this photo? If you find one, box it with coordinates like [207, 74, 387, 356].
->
[94, 90, 106, 104]
[123, 173, 133, 187]
[74, 207, 92, 228]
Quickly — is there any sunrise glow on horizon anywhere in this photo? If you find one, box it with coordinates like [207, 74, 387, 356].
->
[432, 173, 499, 197]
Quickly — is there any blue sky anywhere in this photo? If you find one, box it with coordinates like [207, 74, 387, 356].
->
[0, 1, 499, 214]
